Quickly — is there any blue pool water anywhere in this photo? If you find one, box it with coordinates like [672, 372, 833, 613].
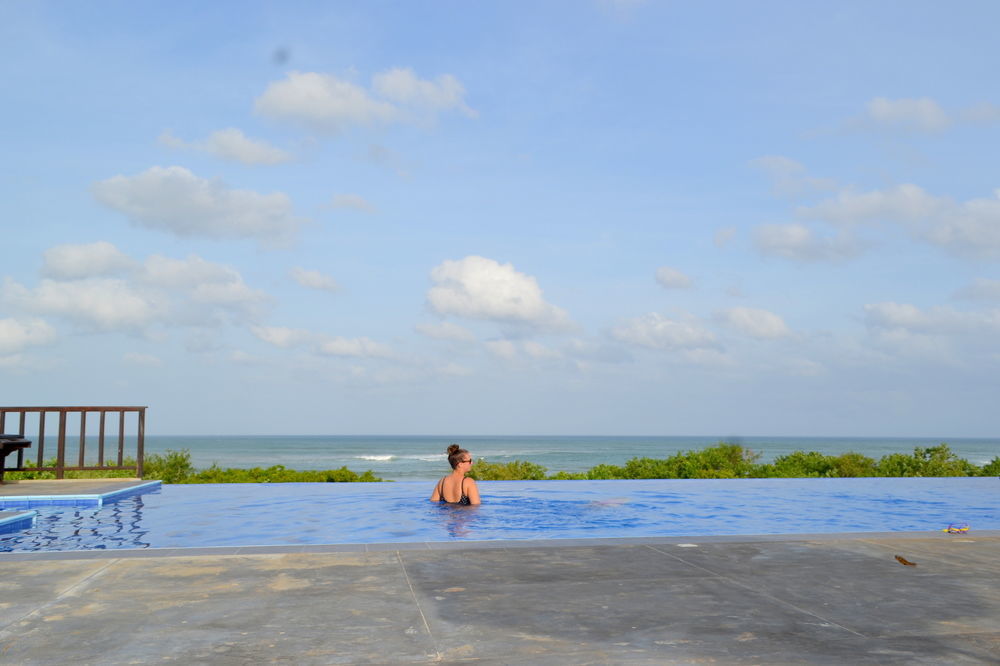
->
[1, 478, 997, 552]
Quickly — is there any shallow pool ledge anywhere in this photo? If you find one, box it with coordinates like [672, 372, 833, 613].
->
[0, 479, 161, 508]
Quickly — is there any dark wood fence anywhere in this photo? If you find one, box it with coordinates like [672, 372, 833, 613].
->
[0, 406, 147, 479]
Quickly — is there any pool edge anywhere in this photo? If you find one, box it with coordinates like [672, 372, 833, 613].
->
[3, 528, 998, 560]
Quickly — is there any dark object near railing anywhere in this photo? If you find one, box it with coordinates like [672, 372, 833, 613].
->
[0, 407, 147, 479]
[0, 434, 32, 483]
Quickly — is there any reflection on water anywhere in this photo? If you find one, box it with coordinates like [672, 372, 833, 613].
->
[434, 503, 481, 538]
[0, 496, 151, 551]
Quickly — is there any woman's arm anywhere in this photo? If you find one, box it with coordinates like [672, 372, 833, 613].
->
[465, 477, 481, 505]
[430, 478, 442, 501]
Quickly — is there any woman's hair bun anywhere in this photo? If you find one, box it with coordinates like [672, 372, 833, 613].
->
[446, 443, 461, 455]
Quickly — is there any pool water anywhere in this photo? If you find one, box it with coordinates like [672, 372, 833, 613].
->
[1, 478, 997, 552]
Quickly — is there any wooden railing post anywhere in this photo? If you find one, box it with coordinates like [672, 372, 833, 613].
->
[56, 409, 67, 479]
[137, 408, 146, 478]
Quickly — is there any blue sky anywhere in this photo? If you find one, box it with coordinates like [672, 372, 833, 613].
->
[3, 1, 999, 436]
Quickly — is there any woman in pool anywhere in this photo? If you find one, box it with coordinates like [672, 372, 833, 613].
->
[430, 444, 481, 505]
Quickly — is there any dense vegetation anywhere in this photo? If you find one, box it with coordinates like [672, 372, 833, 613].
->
[5, 449, 382, 483]
[6, 443, 997, 483]
[467, 443, 1000, 480]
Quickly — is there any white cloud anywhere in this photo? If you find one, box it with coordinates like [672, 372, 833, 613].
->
[863, 302, 1000, 336]
[0, 317, 56, 354]
[798, 185, 1000, 260]
[5, 244, 269, 333]
[251, 325, 392, 358]
[753, 223, 861, 262]
[864, 97, 950, 132]
[123, 352, 163, 367]
[42, 241, 135, 279]
[317, 337, 393, 358]
[954, 278, 1000, 302]
[250, 325, 313, 348]
[427, 256, 572, 331]
[713, 227, 737, 247]
[415, 321, 476, 342]
[255, 71, 398, 133]
[484, 339, 518, 359]
[330, 194, 376, 212]
[92, 166, 302, 243]
[797, 184, 942, 227]
[655, 266, 692, 289]
[717, 307, 790, 339]
[371, 67, 476, 118]
[289, 267, 339, 293]
[522, 340, 561, 359]
[159, 128, 293, 165]
[611, 312, 717, 351]
[254, 68, 475, 133]
[141, 254, 268, 320]
[3, 277, 161, 332]
[750, 155, 837, 198]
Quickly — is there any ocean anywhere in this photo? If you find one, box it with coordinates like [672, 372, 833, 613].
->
[144, 435, 1000, 482]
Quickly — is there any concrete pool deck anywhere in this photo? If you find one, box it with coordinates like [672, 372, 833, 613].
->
[1, 532, 998, 664]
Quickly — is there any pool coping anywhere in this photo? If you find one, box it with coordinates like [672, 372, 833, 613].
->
[0, 480, 161, 508]
[3, 528, 998, 560]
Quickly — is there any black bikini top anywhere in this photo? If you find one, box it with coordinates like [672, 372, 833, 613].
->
[437, 476, 471, 505]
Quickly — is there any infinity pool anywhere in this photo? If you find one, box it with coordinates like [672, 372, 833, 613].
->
[1, 478, 997, 552]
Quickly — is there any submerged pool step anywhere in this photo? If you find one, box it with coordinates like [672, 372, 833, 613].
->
[0, 510, 36, 534]
[0, 480, 162, 509]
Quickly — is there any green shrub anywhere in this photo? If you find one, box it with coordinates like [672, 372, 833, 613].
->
[467, 459, 547, 480]
[979, 457, 1000, 476]
[142, 449, 196, 483]
[875, 444, 976, 477]
[761, 451, 877, 478]
[181, 464, 381, 483]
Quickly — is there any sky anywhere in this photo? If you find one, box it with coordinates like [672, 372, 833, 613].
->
[2, 1, 999, 437]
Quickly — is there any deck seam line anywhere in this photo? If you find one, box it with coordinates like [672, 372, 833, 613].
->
[0, 557, 120, 636]
[643, 544, 868, 639]
[396, 551, 442, 662]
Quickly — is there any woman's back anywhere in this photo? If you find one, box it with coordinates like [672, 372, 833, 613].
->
[436, 475, 471, 505]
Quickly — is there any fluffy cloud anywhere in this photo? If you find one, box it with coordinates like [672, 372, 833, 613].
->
[753, 223, 861, 262]
[42, 241, 135, 279]
[123, 352, 163, 367]
[251, 325, 392, 358]
[371, 67, 476, 118]
[484, 339, 517, 359]
[4, 244, 268, 333]
[427, 256, 572, 331]
[611, 312, 717, 351]
[954, 278, 1000, 302]
[0, 317, 56, 355]
[864, 97, 950, 132]
[255, 68, 474, 133]
[797, 184, 942, 226]
[717, 307, 790, 339]
[289, 267, 339, 293]
[415, 321, 476, 342]
[92, 166, 302, 243]
[3, 277, 161, 332]
[655, 266, 692, 289]
[160, 128, 292, 165]
[750, 156, 837, 198]
[330, 194, 376, 212]
[798, 185, 1000, 260]
[863, 302, 1000, 335]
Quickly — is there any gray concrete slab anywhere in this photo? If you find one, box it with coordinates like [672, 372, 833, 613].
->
[0, 535, 997, 664]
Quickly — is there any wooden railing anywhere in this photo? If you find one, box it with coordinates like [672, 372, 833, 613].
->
[0, 406, 147, 479]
